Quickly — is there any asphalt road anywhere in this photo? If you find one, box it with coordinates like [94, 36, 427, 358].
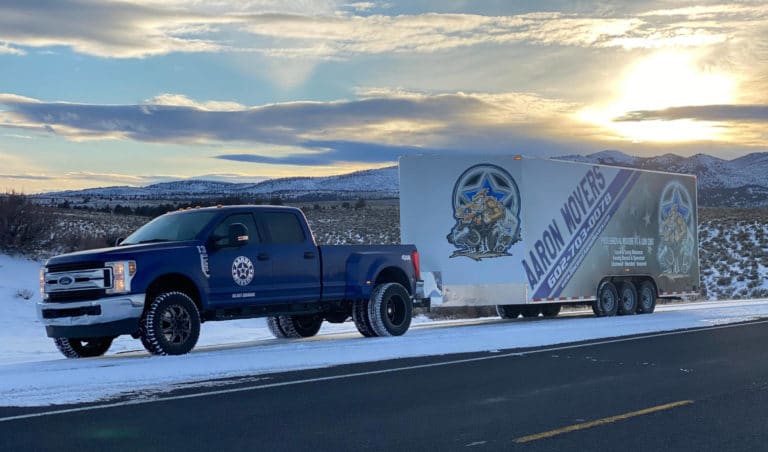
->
[3, 320, 768, 451]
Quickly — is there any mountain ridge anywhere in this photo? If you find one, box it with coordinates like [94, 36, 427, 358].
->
[34, 152, 768, 207]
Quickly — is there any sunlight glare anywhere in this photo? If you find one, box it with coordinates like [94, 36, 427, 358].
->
[579, 50, 736, 142]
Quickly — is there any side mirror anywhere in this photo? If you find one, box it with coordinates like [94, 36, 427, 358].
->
[228, 223, 249, 247]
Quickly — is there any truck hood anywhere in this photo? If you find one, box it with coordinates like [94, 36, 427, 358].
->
[45, 241, 202, 266]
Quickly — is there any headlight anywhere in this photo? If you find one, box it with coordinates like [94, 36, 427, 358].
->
[39, 267, 47, 300]
[105, 260, 137, 294]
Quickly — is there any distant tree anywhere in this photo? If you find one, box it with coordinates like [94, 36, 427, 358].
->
[354, 198, 366, 209]
[113, 204, 133, 215]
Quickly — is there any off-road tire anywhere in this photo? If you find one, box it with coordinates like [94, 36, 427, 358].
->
[141, 291, 200, 356]
[278, 315, 323, 338]
[496, 305, 522, 319]
[521, 305, 541, 318]
[53, 336, 114, 358]
[267, 316, 288, 338]
[353, 298, 377, 337]
[618, 282, 638, 315]
[541, 304, 562, 318]
[637, 281, 657, 314]
[594, 281, 619, 317]
[367, 282, 413, 337]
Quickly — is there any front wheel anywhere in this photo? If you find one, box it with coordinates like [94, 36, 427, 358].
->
[367, 282, 413, 337]
[141, 291, 201, 356]
[54, 336, 114, 358]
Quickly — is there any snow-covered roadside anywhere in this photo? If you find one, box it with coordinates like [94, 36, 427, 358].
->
[0, 254, 429, 364]
[3, 253, 768, 407]
[2, 296, 768, 407]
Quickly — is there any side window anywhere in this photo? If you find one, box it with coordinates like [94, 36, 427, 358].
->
[211, 214, 259, 248]
[260, 212, 306, 244]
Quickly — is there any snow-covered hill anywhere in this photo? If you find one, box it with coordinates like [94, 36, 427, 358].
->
[557, 151, 768, 190]
[557, 151, 768, 207]
[34, 152, 768, 207]
[39, 166, 399, 202]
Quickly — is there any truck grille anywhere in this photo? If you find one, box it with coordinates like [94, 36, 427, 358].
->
[48, 289, 107, 302]
[44, 265, 112, 303]
[42, 305, 102, 318]
[46, 261, 105, 273]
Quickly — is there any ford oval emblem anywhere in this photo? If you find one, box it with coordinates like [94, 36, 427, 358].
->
[58, 276, 74, 286]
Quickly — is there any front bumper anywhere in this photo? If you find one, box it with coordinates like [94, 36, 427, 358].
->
[37, 293, 146, 338]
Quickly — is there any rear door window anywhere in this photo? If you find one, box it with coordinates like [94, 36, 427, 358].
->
[258, 212, 306, 244]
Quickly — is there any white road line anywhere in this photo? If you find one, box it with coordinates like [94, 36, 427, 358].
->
[2, 319, 767, 424]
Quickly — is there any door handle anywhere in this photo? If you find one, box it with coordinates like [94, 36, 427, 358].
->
[304, 251, 316, 259]
[257, 253, 269, 261]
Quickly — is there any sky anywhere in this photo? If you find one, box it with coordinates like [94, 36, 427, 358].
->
[0, 0, 766, 193]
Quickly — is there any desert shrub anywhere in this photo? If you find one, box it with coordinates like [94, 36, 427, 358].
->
[15, 289, 34, 300]
[716, 276, 732, 286]
[0, 192, 53, 254]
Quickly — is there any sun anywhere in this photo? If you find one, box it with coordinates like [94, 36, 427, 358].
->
[578, 50, 736, 143]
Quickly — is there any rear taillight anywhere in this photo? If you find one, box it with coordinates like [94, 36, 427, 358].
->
[411, 250, 421, 280]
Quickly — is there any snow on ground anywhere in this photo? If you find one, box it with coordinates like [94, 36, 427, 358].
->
[2, 253, 768, 407]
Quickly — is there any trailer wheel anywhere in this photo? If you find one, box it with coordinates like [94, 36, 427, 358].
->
[267, 316, 288, 338]
[637, 281, 657, 314]
[53, 336, 114, 358]
[278, 315, 323, 338]
[541, 304, 562, 318]
[353, 298, 377, 337]
[594, 282, 619, 317]
[368, 282, 413, 337]
[521, 305, 541, 318]
[141, 291, 200, 356]
[496, 305, 522, 319]
[618, 282, 638, 315]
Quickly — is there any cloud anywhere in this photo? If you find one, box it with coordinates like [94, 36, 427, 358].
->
[0, 0, 229, 58]
[0, 42, 25, 55]
[1, 1, 765, 59]
[0, 90, 574, 144]
[0, 174, 52, 180]
[217, 140, 429, 165]
[616, 105, 768, 122]
[343, 2, 377, 12]
[145, 94, 246, 111]
[0, 90, 584, 163]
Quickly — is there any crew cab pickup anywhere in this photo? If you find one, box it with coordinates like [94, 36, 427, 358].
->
[38, 205, 423, 358]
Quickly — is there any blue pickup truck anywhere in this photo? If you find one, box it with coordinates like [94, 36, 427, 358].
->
[37, 205, 423, 358]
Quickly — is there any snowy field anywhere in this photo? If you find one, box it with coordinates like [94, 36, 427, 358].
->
[2, 253, 768, 407]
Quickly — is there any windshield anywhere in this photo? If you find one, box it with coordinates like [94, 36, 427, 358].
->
[121, 211, 218, 245]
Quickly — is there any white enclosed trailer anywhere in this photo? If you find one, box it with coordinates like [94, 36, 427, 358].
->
[399, 154, 699, 318]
